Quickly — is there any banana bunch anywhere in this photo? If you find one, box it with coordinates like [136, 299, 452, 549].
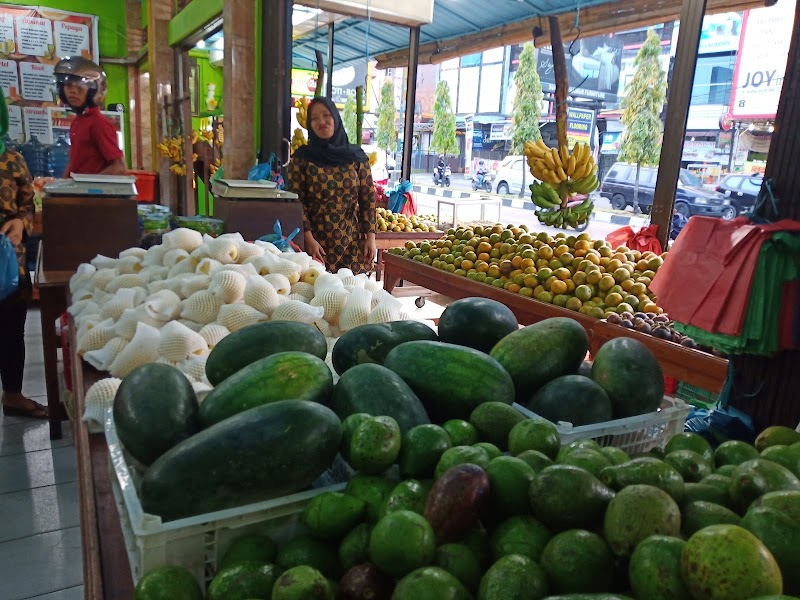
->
[295, 99, 309, 130]
[524, 140, 599, 193]
[209, 157, 221, 176]
[157, 136, 184, 163]
[534, 197, 594, 229]
[291, 127, 307, 154]
[529, 181, 562, 209]
[368, 151, 378, 167]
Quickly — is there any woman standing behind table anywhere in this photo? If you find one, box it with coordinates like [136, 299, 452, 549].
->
[287, 97, 377, 274]
[0, 92, 47, 418]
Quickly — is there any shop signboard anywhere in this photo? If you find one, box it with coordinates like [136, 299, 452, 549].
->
[299, 0, 434, 26]
[672, 13, 743, 55]
[601, 131, 621, 154]
[537, 33, 624, 102]
[489, 121, 513, 141]
[682, 140, 725, 164]
[0, 3, 98, 142]
[566, 106, 595, 148]
[291, 63, 371, 110]
[730, 0, 795, 120]
[463, 114, 474, 174]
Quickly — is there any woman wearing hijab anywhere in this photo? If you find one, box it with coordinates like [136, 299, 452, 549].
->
[0, 93, 46, 418]
[288, 97, 377, 274]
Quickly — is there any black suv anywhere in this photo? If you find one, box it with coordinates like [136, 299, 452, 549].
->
[599, 163, 733, 219]
[715, 173, 762, 216]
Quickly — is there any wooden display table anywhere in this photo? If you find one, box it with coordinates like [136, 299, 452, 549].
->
[213, 197, 305, 249]
[68, 317, 134, 600]
[382, 252, 729, 393]
[33, 242, 71, 440]
[374, 230, 441, 281]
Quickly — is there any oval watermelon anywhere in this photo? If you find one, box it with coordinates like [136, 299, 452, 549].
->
[526, 374, 613, 426]
[437, 297, 519, 354]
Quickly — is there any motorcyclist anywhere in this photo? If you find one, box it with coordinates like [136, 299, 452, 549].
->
[436, 155, 445, 181]
[476, 159, 489, 185]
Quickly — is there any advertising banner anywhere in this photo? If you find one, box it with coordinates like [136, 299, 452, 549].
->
[463, 113, 474, 174]
[291, 63, 371, 110]
[538, 33, 623, 102]
[730, 0, 795, 120]
[0, 4, 98, 142]
[565, 106, 595, 147]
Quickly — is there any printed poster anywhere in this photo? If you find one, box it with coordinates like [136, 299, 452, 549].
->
[0, 4, 98, 143]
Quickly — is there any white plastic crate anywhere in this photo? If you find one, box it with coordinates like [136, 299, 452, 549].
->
[514, 396, 691, 454]
[103, 409, 348, 588]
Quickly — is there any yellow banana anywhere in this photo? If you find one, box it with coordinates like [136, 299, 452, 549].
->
[543, 152, 556, 170]
[536, 139, 549, 153]
[551, 148, 562, 170]
[556, 166, 568, 182]
[567, 155, 576, 177]
[560, 145, 569, 166]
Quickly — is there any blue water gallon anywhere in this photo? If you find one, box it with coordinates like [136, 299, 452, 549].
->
[48, 135, 70, 178]
[20, 135, 49, 178]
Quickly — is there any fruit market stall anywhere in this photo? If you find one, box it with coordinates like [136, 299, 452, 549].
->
[381, 250, 728, 393]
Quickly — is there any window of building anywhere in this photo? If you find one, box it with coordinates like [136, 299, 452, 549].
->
[458, 67, 479, 113]
[438, 48, 507, 116]
[479, 63, 503, 113]
[691, 54, 735, 106]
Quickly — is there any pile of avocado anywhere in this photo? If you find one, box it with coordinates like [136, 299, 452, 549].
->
[134, 423, 800, 600]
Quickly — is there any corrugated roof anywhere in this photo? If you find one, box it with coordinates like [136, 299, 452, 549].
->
[292, 0, 613, 70]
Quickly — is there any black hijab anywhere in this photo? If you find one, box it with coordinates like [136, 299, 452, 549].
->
[294, 97, 368, 167]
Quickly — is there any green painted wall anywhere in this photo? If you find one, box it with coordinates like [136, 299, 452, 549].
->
[3, 0, 131, 163]
[189, 48, 223, 131]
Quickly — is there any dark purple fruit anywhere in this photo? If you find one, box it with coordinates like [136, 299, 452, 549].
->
[680, 338, 698, 349]
[622, 312, 634, 321]
[652, 327, 673, 341]
[606, 313, 623, 325]
[621, 319, 634, 329]
[634, 312, 648, 321]
[635, 322, 652, 335]
[337, 564, 394, 600]
[424, 464, 490, 544]
[654, 315, 670, 324]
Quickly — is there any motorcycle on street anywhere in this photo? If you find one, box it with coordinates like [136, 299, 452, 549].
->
[433, 164, 452, 187]
[471, 171, 493, 192]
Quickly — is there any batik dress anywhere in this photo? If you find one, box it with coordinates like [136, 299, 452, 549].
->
[0, 150, 34, 279]
[288, 157, 376, 275]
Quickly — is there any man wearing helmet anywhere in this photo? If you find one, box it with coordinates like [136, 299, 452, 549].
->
[54, 56, 126, 176]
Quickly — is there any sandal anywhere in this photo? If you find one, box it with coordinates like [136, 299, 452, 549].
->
[2, 399, 49, 419]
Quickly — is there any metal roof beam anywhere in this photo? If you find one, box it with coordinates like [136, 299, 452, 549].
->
[373, 0, 764, 69]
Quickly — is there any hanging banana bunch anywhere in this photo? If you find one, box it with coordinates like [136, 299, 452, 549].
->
[291, 127, 307, 154]
[367, 151, 378, 167]
[523, 139, 599, 229]
[295, 98, 309, 130]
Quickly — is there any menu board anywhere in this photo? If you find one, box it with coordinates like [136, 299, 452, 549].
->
[0, 4, 98, 143]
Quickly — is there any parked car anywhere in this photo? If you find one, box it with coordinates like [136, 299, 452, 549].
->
[599, 162, 733, 219]
[494, 155, 531, 195]
[715, 173, 762, 216]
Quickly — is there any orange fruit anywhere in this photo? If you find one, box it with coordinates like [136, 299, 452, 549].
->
[550, 280, 568, 295]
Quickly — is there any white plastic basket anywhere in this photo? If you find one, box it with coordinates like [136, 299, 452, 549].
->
[514, 396, 691, 454]
[103, 409, 348, 588]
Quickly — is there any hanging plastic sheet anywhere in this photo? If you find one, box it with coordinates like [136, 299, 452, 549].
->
[0, 233, 19, 301]
[605, 224, 663, 255]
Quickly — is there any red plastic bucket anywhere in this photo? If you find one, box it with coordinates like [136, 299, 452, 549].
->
[129, 170, 157, 203]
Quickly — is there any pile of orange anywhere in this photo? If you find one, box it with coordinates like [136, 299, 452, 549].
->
[387, 224, 666, 319]
[376, 208, 438, 233]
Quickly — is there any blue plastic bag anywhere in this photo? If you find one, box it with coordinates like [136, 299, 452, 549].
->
[387, 180, 413, 213]
[257, 220, 300, 252]
[0, 233, 19, 301]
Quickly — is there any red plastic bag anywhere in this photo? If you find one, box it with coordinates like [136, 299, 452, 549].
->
[605, 225, 663, 255]
[400, 192, 417, 216]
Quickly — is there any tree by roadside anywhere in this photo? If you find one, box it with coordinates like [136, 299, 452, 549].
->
[431, 80, 459, 162]
[343, 93, 358, 144]
[618, 28, 668, 214]
[510, 42, 544, 197]
[376, 81, 398, 162]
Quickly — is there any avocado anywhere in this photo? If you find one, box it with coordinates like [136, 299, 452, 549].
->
[425, 463, 490, 544]
[529, 465, 615, 530]
[714, 440, 760, 467]
[469, 402, 525, 450]
[729, 458, 800, 513]
[478, 553, 549, 600]
[714, 464, 737, 476]
[303, 492, 366, 542]
[490, 516, 553, 562]
[276, 536, 341, 579]
[516, 450, 555, 472]
[338, 523, 372, 571]
[742, 505, 800, 594]
[540, 529, 615, 594]
[599, 446, 630, 466]
[761, 445, 800, 478]
[462, 524, 491, 570]
[700, 473, 733, 495]
[680, 525, 783, 600]
[337, 564, 393, 600]
[345, 474, 396, 524]
[599, 457, 685, 502]
[392, 567, 472, 600]
[349, 415, 402, 474]
[379, 479, 431, 519]
[681, 482, 732, 509]
[756, 426, 800, 453]
[435, 544, 481, 592]
[208, 563, 283, 600]
[756, 490, 800, 525]
[474, 442, 502, 460]
[486, 456, 536, 516]
[603, 485, 681, 558]
[557, 448, 613, 478]
[628, 535, 691, 600]
[664, 450, 713, 483]
[664, 432, 715, 465]
[272, 565, 332, 600]
[682, 501, 741, 537]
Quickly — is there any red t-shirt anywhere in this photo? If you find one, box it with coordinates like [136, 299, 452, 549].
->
[66, 107, 124, 175]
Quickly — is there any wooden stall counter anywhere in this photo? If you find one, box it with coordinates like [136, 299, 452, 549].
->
[382, 252, 729, 393]
[68, 317, 134, 600]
